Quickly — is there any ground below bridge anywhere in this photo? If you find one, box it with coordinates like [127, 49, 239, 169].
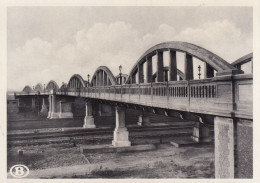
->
[7, 142, 214, 178]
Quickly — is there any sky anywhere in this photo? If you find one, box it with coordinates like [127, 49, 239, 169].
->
[7, 6, 253, 91]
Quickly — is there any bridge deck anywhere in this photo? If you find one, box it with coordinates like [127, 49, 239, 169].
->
[17, 74, 252, 119]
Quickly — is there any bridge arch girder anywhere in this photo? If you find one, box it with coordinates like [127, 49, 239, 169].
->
[34, 83, 43, 92]
[46, 80, 59, 91]
[67, 74, 86, 89]
[22, 85, 33, 93]
[126, 41, 242, 84]
[91, 66, 117, 86]
[232, 52, 253, 70]
[60, 83, 67, 89]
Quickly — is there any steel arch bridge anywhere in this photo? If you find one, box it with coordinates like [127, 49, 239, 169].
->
[15, 41, 253, 178]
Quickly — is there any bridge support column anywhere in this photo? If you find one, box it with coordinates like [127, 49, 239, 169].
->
[156, 50, 164, 82]
[47, 95, 51, 118]
[204, 62, 214, 78]
[99, 70, 104, 86]
[112, 107, 131, 147]
[184, 53, 194, 80]
[95, 74, 98, 86]
[49, 91, 59, 119]
[235, 119, 253, 178]
[138, 63, 144, 83]
[98, 103, 102, 116]
[40, 98, 48, 115]
[104, 72, 107, 86]
[93, 77, 97, 87]
[83, 101, 96, 128]
[214, 116, 235, 178]
[137, 111, 151, 126]
[32, 98, 36, 110]
[146, 57, 153, 83]
[163, 67, 169, 82]
[191, 122, 210, 142]
[169, 50, 177, 81]
[59, 101, 73, 118]
[131, 73, 136, 84]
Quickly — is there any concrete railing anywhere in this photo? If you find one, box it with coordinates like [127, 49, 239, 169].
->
[16, 74, 253, 119]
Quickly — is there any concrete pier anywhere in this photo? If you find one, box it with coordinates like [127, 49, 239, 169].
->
[112, 106, 131, 147]
[83, 101, 96, 128]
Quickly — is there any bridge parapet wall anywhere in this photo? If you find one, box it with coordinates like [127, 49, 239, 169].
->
[16, 74, 252, 119]
[50, 74, 253, 119]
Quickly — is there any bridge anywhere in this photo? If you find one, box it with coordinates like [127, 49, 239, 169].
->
[14, 41, 253, 178]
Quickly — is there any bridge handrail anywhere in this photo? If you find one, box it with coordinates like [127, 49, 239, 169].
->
[17, 74, 252, 119]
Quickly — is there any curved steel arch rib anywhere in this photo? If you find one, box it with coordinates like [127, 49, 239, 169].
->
[91, 66, 117, 86]
[67, 74, 86, 89]
[126, 41, 240, 84]
[46, 80, 59, 91]
[34, 83, 43, 92]
[177, 69, 184, 80]
[22, 85, 33, 93]
[60, 83, 67, 89]
[232, 52, 253, 68]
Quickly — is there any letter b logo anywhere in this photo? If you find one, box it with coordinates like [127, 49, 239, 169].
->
[10, 165, 29, 178]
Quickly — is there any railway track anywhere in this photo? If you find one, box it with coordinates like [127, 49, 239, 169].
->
[7, 122, 213, 147]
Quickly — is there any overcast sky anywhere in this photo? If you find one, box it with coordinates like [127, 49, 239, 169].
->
[7, 6, 252, 91]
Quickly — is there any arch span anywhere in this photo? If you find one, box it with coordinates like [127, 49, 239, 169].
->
[60, 83, 67, 90]
[91, 66, 117, 86]
[22, 85, 32, 93]
[67, 74, 86, 89]
[34, 83, 43, 92]
[46, 80, 59, 91]
[232, 52, 253, 69]
[125, 41, 241, 84]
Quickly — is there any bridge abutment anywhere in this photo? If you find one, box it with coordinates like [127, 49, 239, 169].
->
[83, 101, 96, 128]
[112, 106, 131, 147]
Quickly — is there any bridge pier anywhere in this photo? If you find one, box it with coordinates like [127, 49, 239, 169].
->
[83, 101, 96, 128]
[215, 116, 253, 178]
[112, 106, 131, 147]
[49, 93, 59, 119]
[137, 111, 151, 126]
[40, 98, 48, 115]
[191, 122, 210, 142]
[32, 97, 36, 110]
[47, 95, 51, 118]
[58, 101, 73, 118]
[215, 116, 235, 178]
